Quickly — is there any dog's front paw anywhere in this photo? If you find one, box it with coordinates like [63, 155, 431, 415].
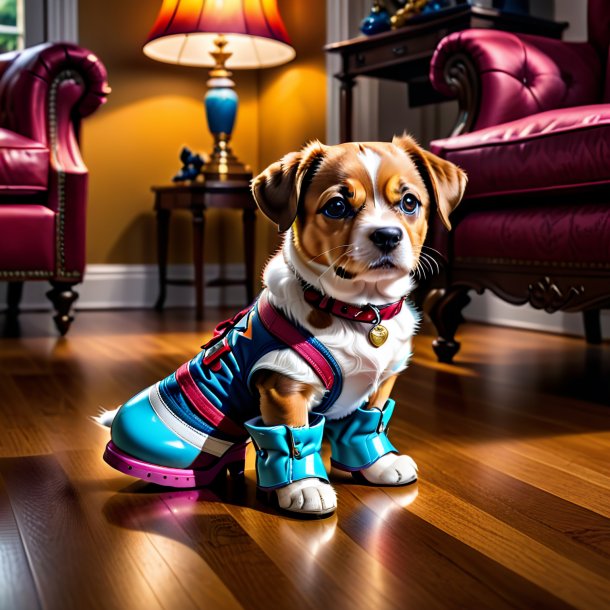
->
[275, 479, 337, 516]
[360, 453, 418, 486]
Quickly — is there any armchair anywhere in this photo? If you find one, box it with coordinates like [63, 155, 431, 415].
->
[426, 0, 610, 362]
[0, 42, 109, 335]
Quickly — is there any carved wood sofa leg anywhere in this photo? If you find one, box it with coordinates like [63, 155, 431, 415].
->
[429, 287, 471, 363]
[583, 310, 602, 345]
[46, 281, 79, 336]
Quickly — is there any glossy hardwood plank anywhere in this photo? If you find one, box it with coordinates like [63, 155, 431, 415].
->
[400, 367, 605, 440]
[102, 489, 243, 610]
[0, 473, 41, 610]
[0, 454, 164, 610]
[0, 374, 52, 458]
[56, 447, 242, 610]
[166, 498, 312, 610]
[391, 389, 610, 519]
[395, 426, 610, 577]
[1, 309, 609, 610]
[405, 480, 610, 609]
[340, 484, 573, 610]
[224, 498, 407, 610]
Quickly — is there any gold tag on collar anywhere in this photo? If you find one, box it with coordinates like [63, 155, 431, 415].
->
[369, 324, 389, 348]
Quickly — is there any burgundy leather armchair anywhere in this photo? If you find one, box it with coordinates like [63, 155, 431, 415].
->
[0, 42, 109, 335]
[426, 0, 610, 362]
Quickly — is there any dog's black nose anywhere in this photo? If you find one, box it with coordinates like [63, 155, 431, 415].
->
[369, 227, 403, 252]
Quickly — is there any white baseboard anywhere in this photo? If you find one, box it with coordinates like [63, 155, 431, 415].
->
[2, 267, 607, 339]
[0, 264, 251, 311]
[464, 292, 610, 339]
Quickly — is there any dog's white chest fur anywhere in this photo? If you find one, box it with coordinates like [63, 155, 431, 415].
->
[252, 250, 418, 420]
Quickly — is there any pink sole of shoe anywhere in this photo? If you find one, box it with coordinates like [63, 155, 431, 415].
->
[103, 441, 247, 488]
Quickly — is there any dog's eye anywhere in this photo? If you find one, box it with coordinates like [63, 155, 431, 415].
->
[399, 193, 420, 216]
[320, 197, 351, 219]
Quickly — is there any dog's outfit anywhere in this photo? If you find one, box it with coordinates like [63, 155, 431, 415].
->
[100, 135, 467, 515]
[104, 285, 410, 492]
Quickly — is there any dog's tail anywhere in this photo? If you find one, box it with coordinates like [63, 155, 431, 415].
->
[91, 407, 120, 428]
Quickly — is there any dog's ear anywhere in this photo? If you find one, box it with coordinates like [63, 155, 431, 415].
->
[392, 133, 467, 230]
[251, 140, 327, 233]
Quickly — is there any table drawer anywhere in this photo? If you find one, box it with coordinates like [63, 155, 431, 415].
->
[347, 28, 450, 74]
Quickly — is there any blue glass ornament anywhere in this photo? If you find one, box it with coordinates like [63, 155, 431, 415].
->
[360, 2, 392, 35]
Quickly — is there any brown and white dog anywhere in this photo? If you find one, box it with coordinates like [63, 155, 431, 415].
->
[99, 134, 466, 518]
[248, 134, 466, 514]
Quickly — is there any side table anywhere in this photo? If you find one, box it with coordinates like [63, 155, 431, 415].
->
[325, 5, 567, 142]
[152, 177, 256, 320]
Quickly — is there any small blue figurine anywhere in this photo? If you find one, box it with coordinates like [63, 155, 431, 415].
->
[360, 1, 392, 35]
[173, 147, 205, 182]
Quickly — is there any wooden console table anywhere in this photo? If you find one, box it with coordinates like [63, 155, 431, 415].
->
[152, 178, 256, 320]
[325, 5, 567, 142]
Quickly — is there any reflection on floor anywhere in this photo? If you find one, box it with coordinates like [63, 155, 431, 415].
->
[0, 308, 609, 610]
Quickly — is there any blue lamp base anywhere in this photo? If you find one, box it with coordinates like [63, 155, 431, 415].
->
[203, 36, 251, 180]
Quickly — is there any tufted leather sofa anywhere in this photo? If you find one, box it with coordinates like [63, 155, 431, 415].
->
[0, 42, 109, 335]
[425, 0, 610, 362]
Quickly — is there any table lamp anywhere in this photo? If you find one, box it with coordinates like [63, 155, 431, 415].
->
[143, 0, 296, 179]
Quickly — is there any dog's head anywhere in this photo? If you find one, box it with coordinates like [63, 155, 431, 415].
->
[252, 135, 466, 299]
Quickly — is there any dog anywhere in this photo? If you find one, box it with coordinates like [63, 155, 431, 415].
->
[98, 134, 466, 518]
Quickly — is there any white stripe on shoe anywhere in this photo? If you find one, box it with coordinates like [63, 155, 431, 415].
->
[148, 383, 234, 457]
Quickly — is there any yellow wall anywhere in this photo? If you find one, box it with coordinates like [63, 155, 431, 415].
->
[258, 1, 327, 169]
[258, 0, 328, 258]
[79, 0, 326, 278]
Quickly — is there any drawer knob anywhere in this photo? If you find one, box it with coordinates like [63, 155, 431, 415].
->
[392, 46, 406, 56]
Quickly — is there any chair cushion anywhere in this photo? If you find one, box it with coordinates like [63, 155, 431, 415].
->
[454, 204, 610, 265]
[0, 129, 48, 195]
[0, 205, 55, 271]
[431, 105, 610, 200]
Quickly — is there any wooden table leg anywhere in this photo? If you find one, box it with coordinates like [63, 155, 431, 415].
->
[339, 76, 355, 143]
[243, 208, 256, 303]
[154, 207, 171, 311]
[192, 207, 205, 320]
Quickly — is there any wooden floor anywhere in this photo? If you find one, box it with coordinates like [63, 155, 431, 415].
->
[1, 308, 609, 610]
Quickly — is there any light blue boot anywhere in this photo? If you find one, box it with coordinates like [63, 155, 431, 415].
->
[110, 387, 202, 469]
[104, 386, 249, 488]
[324, 399, 398, 472]
[244, 413, 328, 488]
[244, 413, 335, 517]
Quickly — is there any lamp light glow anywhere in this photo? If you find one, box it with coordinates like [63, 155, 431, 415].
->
[143, 0, 295, 68]
[143, 0, 295, 179]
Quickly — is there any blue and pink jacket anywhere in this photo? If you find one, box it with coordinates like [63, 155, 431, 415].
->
[152, 292, 343, 448]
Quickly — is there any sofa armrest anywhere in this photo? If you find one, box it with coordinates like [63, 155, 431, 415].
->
[0, 42, 109, 146]
[430, 29, 602, 135]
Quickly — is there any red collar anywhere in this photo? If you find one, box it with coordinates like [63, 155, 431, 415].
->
[302, 285, 405, 324]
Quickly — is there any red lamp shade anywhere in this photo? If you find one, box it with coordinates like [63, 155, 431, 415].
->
[143, 0, 296, 68]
